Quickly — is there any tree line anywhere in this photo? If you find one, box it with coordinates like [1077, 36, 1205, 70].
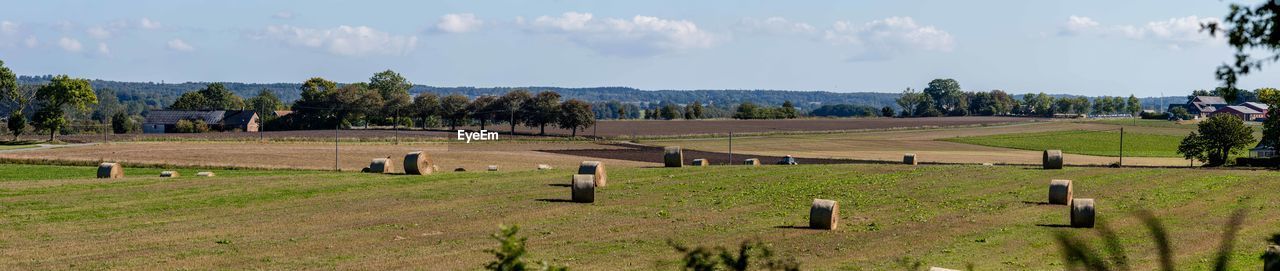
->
[895, 78, 1145, 118]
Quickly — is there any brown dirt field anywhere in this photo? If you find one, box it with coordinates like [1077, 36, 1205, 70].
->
[0, 141, 655, 171]
[457, 116, 1039, 138]
[29, 116, 1036, 143]
[644, 122, 1195, 167]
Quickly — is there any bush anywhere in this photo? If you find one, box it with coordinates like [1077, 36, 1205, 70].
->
[484, 225, 566, 271]
[174, 119, 210, 133]
[1139, 111, 1168, 120]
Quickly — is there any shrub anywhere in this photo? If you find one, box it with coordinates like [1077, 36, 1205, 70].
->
[484, 225, 567, 271]
[669, 239, 799, 271]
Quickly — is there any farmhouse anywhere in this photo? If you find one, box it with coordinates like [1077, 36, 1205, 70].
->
[1168, 96, 1227, 118]
[1212, 105, 1265, 121]
[142, 110, 259, 133]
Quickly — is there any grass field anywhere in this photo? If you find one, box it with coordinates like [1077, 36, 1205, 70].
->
[0, 144, 36, 151]
[2, 163, 1277, 270]
[942, 130, 1185, 157]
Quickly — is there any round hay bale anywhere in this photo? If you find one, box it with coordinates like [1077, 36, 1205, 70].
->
[663, 146, 684, 167]
[571, 174, 595, 203]
[1043, 150, 1064, 169]
[1070, 198, 1096, 228]
[368, 158, 394, 174]
[928, 267, 961, 271]
[743, 158, 760, 166]
[577, 161, 606, 187]
[97, 163, 123, 179]
[1048, 179, 1073, 205]
[487, 165, 499, 171]
[691, 159, 709, 166]
[403, 151, 434, 175]
[809, 199, 839, 230]
[537, 164, 552, 170]
[159, 171, 180, 178]
[196, 171, 215, 177]
[903, 153, 917, 165]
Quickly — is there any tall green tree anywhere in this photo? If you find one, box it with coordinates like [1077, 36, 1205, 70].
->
[1257, 88, 1280, 148]
[111, 111, 132, 134]
[468, 95, 499, 130]
[168, 83, 245, 110]
[659, 104, 679, 120]
[332, 83, 383, 127]
[1126, 95, 1142, 116]
[895, 88, 925, 117]
[923, 78, 964, 114]
[440, 94, 470, 130]
[522, 91, 561, 135]
[368, 70, 412, 122]
[0, 60, 16, 107]
[557, 99, 594, 137]
[247, 89, 283, 116]
[1, 60, 24, 140]
[497, 89, 532, 134]
[1178, 114, 1255, 166]
[33, 75, 97, 141]
[291, 77, 339, 128]
[410, 92, 441, 129]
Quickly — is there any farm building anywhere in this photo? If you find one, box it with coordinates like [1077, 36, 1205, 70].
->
[1212, 105, 1265, 121]
[143, 110, 260, 133]
[1168, 96, 1228, 119]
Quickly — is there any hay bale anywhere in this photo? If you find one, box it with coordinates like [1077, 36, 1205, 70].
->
[1048, 179, 1073, 205]
[809, 199, 839, 230]
[1265, 245, 1280, 271]
[403, 151, 434, 175]
[743, 158, 760, 166]
[981, 163, 994, 166]
[577, 161, 607, 187]
[1043, 150, 1064, 169]
[487, 165, 499, 171]
[571, 174, 595, 203]
[928, 267, 961, 271]
[903, 153, 917, 165]
[537, 164, 552, 170]
[691, 159, 709, 166]
[97, 163, 123, 179]
[454, 167, 466, 172]
[159, 171, 179, 178]
[1070, 198, 1096, 228]
[196, 171, 215, 177]
[663, 146, 684, 167]
[368, 158, 394, 173]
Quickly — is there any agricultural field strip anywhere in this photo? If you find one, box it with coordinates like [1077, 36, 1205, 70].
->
[1, 164, 1277, 269]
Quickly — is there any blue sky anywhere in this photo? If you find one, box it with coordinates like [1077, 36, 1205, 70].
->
[0, 0, 1275, 97]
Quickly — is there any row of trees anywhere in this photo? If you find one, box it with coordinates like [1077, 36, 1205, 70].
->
[896, 79, 1143, 118]
[1, 61, 99, 141]
[267, 72, 597, 136]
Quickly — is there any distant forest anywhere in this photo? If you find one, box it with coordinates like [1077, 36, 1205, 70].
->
[15, 75, 1185, 113]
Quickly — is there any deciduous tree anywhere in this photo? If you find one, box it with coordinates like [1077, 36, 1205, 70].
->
[33, 75, 96, 141]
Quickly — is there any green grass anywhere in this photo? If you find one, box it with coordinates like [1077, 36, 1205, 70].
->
[1087, 118, 1193, 129]
[1, 163, 1278, 270]
[0, 144, 36, 151]
[941, 130, 1185, 157]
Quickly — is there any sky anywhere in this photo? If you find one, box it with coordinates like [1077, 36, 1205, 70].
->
[0, 0, 1276, 97]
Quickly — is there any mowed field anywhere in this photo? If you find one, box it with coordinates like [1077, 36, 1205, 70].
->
[0, 141, 653, 172]
[644, 121, 1197, 167]
[1, 163, 1278, 270]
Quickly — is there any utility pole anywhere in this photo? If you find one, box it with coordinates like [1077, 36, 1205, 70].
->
[1119, 127, 1124, 167]
[728, 132, 734, 165]
[395, 109, 400, 145]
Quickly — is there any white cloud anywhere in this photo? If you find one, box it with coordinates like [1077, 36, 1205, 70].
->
[58, 37, 83, 52]
[737, 17, 816, 35]
[167, 39, 195, 52]
[97, 42, 110, 54]
[24, 36, 37, 48]
[434, 13, 483, 33]
[255, 25, 419, 56]
[0, 21, 17, 35]
[1059, 15, 1221, 48]
[87, 26, 113, 39]
[273, 11, 294, 19]
[823, 17, 954, 61]
[1062, 16, 1099, 35]
[523, 12, 717, 57]
[138, 18, 161, 29]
